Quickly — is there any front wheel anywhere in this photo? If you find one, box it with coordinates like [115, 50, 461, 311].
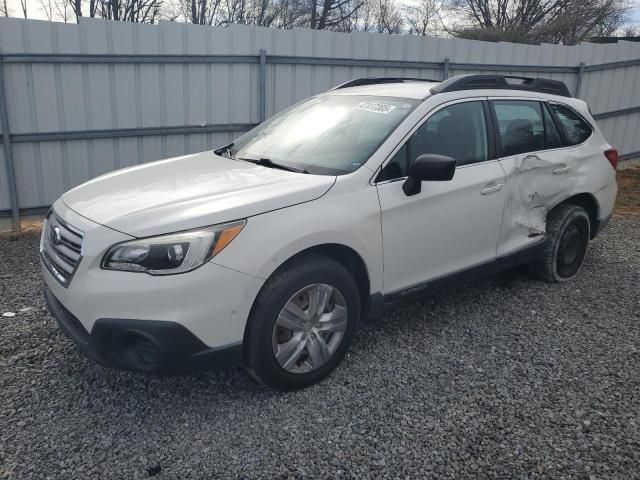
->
[529, 204, 591, 283]
[244, 254, 360, 391]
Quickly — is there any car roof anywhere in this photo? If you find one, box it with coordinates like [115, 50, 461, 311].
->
[326, 81, 440, 100]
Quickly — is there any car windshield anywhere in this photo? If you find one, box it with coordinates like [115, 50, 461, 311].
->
[229, 95, 419, 175]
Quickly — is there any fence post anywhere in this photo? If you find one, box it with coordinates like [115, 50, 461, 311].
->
[574, 62, 585, 98]
[442, 57, 450, 80]
[259, 49, 266, 123]
[0, 56, 20, 233]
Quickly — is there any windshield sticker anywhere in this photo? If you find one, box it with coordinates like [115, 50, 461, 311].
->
[357, 102, 397, 115]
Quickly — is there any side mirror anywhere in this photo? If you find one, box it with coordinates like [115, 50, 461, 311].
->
[402, 154, 456, 196]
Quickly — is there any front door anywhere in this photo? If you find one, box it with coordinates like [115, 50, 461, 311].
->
[376, 100, 506, 298]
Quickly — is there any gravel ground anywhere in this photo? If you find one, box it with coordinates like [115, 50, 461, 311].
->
[1, 217, 639, 479]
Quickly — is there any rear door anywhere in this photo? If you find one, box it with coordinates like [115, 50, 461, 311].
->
[490, 99, 573, 256]
[376, 99, 506, 297]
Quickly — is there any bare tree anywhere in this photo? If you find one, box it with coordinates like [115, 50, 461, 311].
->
[0, 0, 10, 16]
[620, 25, 639, 37]
[307, 0, 364, 30]
[269, 0, 309, 27]
[19, 0, 28, 17]
[404, 0, 442, 35]
[451, 0, 631, 44]
[224, 0, 248, 23]
[231, 0, 292, 26]
[95, 0, 162, 22]
[538, 0, 628, 43]
[373, 0, 402, 33]
[202, 0, 224, 23]
[179, 0, 224, 23]
[68, 0, 99, 22]
[247, 0, 307, 27]
[54, 0, 73, 21]
[39, 0, 55, 19]
[348, 0, 403, 33]
[353, 0, 375, 30]
[168, 0, 305, 27]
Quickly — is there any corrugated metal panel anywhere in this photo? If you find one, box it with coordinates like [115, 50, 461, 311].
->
[0, 18, 639, 214]
[0, 149, 10, 209]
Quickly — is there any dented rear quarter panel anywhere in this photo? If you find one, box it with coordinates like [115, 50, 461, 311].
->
[496, 98, 616, 257]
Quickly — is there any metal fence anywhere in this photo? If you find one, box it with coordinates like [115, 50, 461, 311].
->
[1, 18, 639, 231]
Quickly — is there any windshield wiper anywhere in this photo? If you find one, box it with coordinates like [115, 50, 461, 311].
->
[214, 142, 235, 159]
[215, 146, 309, 174]
[240, 157, 309, 174]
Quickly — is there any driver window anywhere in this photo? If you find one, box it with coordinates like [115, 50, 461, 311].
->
[377, 101, 488, 182]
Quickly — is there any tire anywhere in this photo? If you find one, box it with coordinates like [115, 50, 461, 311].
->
[529, 204, 591, 283]
[244, 253, 360, 391]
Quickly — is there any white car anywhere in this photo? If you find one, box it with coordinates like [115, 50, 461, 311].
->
[41, 74, 618, 390]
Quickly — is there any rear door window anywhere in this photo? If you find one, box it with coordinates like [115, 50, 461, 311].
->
[492, 100, 544, 156]
[549, 104, 593, 145]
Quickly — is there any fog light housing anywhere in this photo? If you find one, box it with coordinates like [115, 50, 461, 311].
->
[116, 331, 163, 372]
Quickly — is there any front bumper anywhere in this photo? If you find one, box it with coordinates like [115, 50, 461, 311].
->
[41, 199, 265, 373]
[45, 287, 243, 374]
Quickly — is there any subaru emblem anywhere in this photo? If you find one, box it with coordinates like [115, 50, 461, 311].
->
[50, 226, 62, 245]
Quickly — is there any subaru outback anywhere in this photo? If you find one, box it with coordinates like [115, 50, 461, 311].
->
[42, 74, 618, 390]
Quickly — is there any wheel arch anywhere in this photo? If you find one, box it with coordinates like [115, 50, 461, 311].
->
[242, 243, 375, 345]
[550, 192, 600, 239]
[300, 244, 372, 318]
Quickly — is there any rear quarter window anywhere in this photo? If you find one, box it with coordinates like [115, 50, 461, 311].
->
[549, 104, 593, 146]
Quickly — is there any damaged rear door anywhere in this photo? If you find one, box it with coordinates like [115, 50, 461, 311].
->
[490, 99, 577, 256]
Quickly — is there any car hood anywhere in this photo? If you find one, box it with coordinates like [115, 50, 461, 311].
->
[62, 151, 336, 237]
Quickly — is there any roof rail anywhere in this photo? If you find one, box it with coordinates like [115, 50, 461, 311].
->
[332, 77, 440, 90]
[430, 74, 572, 98]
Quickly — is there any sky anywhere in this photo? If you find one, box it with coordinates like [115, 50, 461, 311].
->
[5, 0, 640, 29]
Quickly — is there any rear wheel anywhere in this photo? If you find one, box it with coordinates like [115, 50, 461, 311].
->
[529, 204, 591, 283]
[245, 254, 360, 390]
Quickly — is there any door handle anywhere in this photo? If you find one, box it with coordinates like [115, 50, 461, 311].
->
[552, 165, 571, 175]
[480, 183, 503, 195]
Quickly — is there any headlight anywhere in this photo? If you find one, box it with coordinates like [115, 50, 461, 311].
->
[102, 220, 245, 275]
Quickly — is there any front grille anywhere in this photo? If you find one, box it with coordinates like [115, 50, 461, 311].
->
[40, 211, 84, 287]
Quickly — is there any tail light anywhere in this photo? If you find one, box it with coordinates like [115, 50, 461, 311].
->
[604, 148, 618, 170]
